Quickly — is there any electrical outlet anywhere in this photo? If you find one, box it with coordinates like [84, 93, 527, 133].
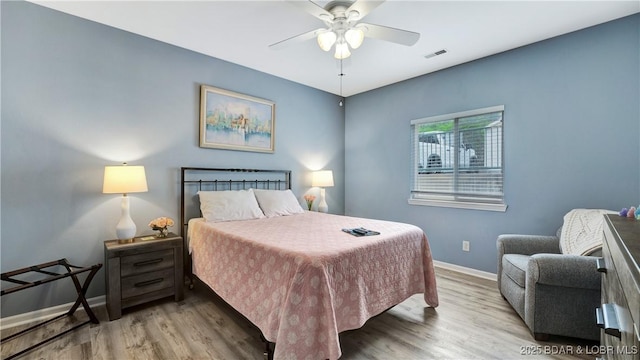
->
[462, 241, 470, 252]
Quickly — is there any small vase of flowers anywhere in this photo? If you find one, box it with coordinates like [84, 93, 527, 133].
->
[149, 217, 174, 238]
[304, 194, 316, 211]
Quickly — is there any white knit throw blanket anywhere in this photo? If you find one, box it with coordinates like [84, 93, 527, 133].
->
[559, 209, 616, 255]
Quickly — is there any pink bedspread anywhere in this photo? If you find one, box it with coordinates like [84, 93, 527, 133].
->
[189, 212, 438, 360]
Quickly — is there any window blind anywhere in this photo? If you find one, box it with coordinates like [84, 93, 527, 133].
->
[410, 106, 504, 206]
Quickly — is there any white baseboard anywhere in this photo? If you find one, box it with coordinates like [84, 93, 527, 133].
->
[433, 260, 497, 281]
[0, 296, 105, 330]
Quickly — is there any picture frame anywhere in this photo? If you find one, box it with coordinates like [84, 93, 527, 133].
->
[199, 85, 275, 153]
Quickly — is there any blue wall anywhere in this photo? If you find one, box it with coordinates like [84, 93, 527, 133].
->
[1, 2, 345, 317]
[345, 14, 640, 273]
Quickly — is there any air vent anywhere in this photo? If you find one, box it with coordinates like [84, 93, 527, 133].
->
[424, 49, 447, 59]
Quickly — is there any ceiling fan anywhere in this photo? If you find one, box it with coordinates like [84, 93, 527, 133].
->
[269, 0, 420, 59]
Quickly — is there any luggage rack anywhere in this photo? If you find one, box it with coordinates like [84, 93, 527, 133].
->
[1, 259, 102, 360]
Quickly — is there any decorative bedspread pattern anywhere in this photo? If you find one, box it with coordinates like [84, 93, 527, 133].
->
[189, 212, 438, 360]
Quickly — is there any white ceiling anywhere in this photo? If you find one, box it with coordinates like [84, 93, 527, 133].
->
[30, 0, 639, 97]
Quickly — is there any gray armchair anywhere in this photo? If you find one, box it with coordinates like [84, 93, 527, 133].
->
[497, 232, 601, 341]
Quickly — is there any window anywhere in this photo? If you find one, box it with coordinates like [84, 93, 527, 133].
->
[409, 105, 506, 211]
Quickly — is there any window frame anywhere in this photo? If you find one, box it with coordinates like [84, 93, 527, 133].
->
[408, 105, 507, 212]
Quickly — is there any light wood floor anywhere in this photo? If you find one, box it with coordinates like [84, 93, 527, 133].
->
[1, 267, 598, 360]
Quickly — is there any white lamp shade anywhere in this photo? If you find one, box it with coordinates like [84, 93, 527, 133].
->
[345, 28, 364, 49]
[103, 165, 148, 194]
[312, 170, 334, 187]
[317, 30, 337, 51]
[334, 42, 351, 59]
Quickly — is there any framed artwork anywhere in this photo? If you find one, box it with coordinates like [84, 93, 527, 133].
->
[199, 85, 275, 153]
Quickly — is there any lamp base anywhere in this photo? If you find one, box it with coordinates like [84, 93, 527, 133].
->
[115, 195, 137, 241]
[318, 188, 328, 213]
[117, 238, 135, 244]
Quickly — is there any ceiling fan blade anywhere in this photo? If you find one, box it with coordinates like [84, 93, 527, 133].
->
[360, 23, 420, 46]
[345, 0, 385, 20]
[269, 28, 324, 50]
[286, 0, 334, 22]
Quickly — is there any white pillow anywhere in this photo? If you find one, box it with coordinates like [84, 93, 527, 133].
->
[253, 189, 304, 218]
[198, 189, 265, 222]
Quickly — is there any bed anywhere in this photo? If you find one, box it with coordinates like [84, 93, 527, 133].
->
[180, 167, 438, 360]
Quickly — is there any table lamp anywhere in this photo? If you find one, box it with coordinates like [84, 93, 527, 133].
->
[312, 170, 334, 213]
[103, 163, 148, 242]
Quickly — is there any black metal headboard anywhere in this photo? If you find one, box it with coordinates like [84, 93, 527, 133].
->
[180, 167, 291, 278]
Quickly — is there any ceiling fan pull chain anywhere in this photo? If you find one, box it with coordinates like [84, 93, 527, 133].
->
[339, 59, 344, 107]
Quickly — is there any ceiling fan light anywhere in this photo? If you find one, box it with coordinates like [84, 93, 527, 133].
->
[317, 31, 337, 52]
[345, 28, 364, 49]
[334, 42, 351, 59]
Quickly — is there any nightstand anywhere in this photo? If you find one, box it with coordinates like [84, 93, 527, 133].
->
[104, 233, 184, 321]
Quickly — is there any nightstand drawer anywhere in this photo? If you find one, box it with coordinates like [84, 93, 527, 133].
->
[121, 249, 174, 277]
[121, 267, 175, 299]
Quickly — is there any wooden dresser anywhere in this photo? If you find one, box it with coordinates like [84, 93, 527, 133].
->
[104, 234, 184, 320]
[598, 214, 640, 359]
